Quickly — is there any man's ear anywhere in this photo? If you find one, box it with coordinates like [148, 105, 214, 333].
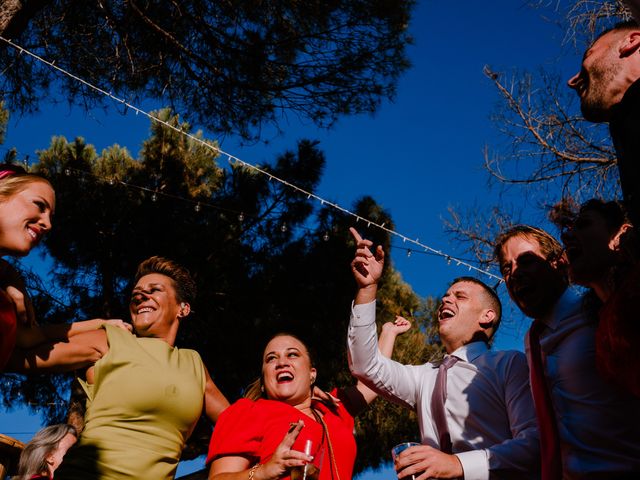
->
[609, 223, 633, 251]
[479, 309, 496, 330]
[619, 31, 640, 57]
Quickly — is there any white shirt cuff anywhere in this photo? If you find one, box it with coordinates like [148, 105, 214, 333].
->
[455, 449, 489, 480]
[350, 300, 376, 326]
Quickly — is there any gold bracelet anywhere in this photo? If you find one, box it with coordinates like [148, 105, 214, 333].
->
[248, 464, 262, 480]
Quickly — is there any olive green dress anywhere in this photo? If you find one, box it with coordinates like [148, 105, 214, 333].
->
[57, 325, 205, 479]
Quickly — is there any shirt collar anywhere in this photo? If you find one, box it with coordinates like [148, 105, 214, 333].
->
[447, 341, 489, 363]
[538, 287, 582, 330]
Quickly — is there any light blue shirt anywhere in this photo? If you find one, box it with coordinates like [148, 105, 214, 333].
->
[530, 288, 640, 478]
[349, 301, 539, 480]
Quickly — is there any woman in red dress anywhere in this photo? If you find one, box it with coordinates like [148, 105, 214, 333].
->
[207, 321, 409, 480]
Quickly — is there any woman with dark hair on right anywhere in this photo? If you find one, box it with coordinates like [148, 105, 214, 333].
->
[13, 424, 77, 480]
[559, 198, 640, 397]
[207, 319, 409, 480]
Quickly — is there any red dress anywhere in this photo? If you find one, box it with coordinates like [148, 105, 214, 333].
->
[207, 389, 356, 480]
[597, 263, 640, 398]
[0, 291, 17, 370]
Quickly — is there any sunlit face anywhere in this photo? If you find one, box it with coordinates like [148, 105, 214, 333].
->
[499, 235, 566, 319]
[567, 30, 627, 122]
[129, 273, 182, 338]
[0, 181, 55, 257]
[46, 432, 76, 476]
[562, 210, 620, 286]
[437, 281, 492, 352]
[262, 335, 316, 407]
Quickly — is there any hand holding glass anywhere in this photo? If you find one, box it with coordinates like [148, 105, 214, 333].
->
[291, 439, 323, 480]
[391, 442, 421, 480]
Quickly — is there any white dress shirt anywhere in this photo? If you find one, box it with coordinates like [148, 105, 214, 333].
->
[349, 301, 539, 480]
[529, 288, 640, 478]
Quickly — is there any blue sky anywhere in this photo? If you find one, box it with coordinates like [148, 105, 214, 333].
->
[1, 1, 586, 478]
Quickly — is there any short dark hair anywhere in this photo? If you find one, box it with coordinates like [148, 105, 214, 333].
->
[450, 276, 502, 339]
[134, 256, 196, 304]
[596, 19, 640, 42]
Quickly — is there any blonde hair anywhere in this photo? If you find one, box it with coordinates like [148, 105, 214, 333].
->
[13, 424, 77, 480]
[0, 170, 53, 203]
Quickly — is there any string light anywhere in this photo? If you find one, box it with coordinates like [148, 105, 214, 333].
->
[0, 35, 502, 283]
[194, 203, 201, 213]
[406, 249, 412, 258]
[280, 223, 288, 233]
[238, 212, 245, 222]
[151, 192, 158, 202]
[323, 232, 330, 242]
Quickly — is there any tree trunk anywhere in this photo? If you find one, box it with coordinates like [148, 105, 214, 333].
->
[0, 0, 50, 39]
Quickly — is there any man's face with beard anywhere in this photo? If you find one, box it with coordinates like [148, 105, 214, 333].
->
[568, 30, 629, 122]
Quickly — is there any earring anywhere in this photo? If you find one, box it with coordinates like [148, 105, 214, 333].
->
[260, 384, 265, 393]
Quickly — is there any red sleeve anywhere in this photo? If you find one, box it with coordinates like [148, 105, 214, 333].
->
[330, 388, 355, 431]
[206, 399, 264, 465]
[0, 294, 17, 370]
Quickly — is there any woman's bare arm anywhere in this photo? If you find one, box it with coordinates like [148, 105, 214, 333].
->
[203, 365, 230, 423]
[6, 329, 109, 373]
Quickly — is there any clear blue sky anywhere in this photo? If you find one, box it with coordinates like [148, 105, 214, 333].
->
[1, 1, 584, 478]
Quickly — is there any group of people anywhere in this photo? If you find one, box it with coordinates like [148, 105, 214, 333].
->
[2, 17, 640, 480]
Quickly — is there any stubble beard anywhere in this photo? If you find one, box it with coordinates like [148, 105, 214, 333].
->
[580, 58, 623, 123]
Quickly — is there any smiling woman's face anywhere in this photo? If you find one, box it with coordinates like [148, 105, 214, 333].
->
[129, 273, 181, 338]
[261, 335, 316, 407]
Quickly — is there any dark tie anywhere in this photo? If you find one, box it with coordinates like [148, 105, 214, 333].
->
[431, 355, 459, 454]
[527, 320, 562, 480]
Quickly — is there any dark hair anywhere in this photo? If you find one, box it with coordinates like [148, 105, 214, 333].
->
[494, 225, 564, 266]
[596, 19, 640, 42]
[244, 332, 315, 401]
[578, 199, 628, 233]
[450, 276, 502, 340]
[134, 256, 196, 304]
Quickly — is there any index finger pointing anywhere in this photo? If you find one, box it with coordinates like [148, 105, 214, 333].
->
[349, 227, 363, 243]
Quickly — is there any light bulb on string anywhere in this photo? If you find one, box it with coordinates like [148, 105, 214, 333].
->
[151, 192, 158, 202]
[238, 212, 245, 222]
[280, 223, 288, 233]
[108, 177, 115, 186]
[322, 232, 330, 242]
[194, 203, 201, 213]
[406, 249, 412, 258]
[64, 168, 71, 176]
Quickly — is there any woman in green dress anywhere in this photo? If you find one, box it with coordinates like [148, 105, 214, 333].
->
[11, 256, 229, 479]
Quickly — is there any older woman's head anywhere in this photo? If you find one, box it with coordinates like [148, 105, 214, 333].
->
[0, 164, 55, 257]
[246, 333, 317, 408]
[129, 256, 196, 339]
[15, 424, 77, 480]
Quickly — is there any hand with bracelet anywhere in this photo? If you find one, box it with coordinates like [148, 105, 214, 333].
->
[248, 420, 312, 480]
